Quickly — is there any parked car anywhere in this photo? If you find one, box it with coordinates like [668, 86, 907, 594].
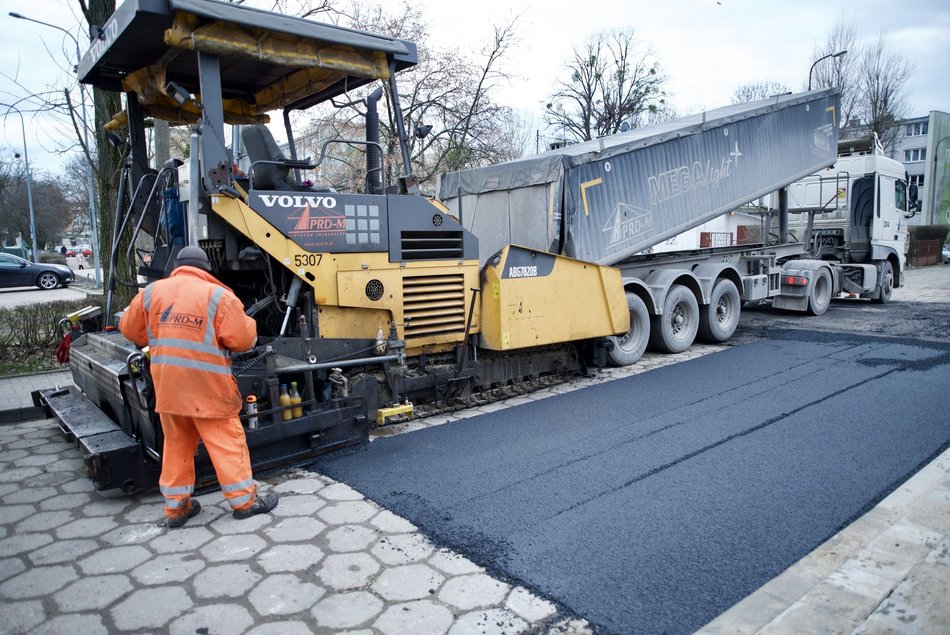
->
[943, 244, 950, 264]
[65, 248, 93, 258]
[0, 253, 75, 290]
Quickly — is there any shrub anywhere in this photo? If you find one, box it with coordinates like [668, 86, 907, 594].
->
[40, 252, 68, 265]
[0, 297, 109, 376]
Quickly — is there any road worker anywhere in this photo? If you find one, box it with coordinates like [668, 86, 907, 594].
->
[119, 245, 278, 528]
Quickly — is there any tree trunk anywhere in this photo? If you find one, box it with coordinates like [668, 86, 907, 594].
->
[82, 0, 135, 308]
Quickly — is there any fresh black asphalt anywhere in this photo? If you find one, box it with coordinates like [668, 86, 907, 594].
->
[311, 330, 950, 634]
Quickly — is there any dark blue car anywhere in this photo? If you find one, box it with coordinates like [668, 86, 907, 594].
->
[0, 253, 75, 290]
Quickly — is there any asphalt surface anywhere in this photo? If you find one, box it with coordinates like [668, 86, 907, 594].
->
[312, 330, 950, 634]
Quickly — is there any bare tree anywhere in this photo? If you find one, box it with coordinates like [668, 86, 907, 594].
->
[810, 17, 860, 130]
[731, 80, 790, 104]
[859, 33, 914, 152]
[0, 154, 74, 249]
[293, 3, 525, 193]
[544, 29, 665, 143]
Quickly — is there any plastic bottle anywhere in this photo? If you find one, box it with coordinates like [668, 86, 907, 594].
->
[279, 384, 293, 421]
[290, 381, 303, 418]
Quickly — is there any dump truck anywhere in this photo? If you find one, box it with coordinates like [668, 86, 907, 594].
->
[32, 0, 892, 494]
[438, 100, 912, 364]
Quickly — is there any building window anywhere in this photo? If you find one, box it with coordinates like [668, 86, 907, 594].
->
[906, 122, 928, 136]
[909, 174, 925, 187]
[904, 148, 926, 162]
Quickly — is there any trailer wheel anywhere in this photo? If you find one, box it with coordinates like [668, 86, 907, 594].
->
[607, 292, 650, 366]
[699, 278, 741, 343]
[872, 261, 893, 304]
[807, 268, 832, 316]
[649, 284, 699, 354]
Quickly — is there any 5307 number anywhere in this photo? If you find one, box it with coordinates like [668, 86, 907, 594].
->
[293, 254, 322, 267]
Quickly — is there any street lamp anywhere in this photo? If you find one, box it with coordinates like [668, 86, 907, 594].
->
[808, 50, 848, 91]
[10, 11, 102, 287]
[932, 135, 950, 225]
[2, 106, 38, 262]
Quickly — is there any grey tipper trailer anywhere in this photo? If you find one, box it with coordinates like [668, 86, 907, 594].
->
[439, 89, 896, 363]
[438, 89, 840, 266]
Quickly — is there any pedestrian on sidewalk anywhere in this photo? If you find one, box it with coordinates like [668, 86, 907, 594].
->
[118, 245, 278, 528]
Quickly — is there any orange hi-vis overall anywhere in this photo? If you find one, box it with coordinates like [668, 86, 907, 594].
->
[119, 266, 259, 519]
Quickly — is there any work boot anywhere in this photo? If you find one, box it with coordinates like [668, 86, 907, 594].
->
[233, 492, 278, 520]
[166, 499, 201, 529]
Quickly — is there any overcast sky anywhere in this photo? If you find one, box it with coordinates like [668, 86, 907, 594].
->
[3, 0, 948, 174]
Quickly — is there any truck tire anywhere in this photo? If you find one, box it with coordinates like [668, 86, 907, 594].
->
[649, 284, 699, 354]
[607, 292, 650, 366]
[872, 261, 893, 304]
[807, 268, 832, 316]
[699, 278, 741, 343]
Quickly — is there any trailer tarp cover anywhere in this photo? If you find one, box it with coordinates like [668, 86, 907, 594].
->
[438, 89, 840, 265]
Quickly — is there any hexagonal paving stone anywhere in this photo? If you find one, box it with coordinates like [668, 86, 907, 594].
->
[0, 532, 53, 556]
[272, 476, 327, 495]
[317, 552, 381, 590]
[271, 493, 326, 517]
[447, 608, 528, 635]
[148, 525, 214, 552]
[371, 563, 445, 602]
[259, 543, 325, 573]
[0, 564, 77, 599]
[264, 516, 327, 542]
[46, 457, 86, 473]
[132, 553, 206, 585]
[439, 573, 509, 610]
[0, 599, 46, 633]
[60, 478, 96, 493]
[168, 603, 254, 635]
[318, 500, 377, 525]
[193, 563, 262, 599]
[55, 516, 118, 539]
[111, 586, 193, 630]
[371, 532, 435, 566]
[373, 600, 453, 635]
[14, 453, 61, 468]
[248, 573, 325, 616]
[80, 497, 133, 516]
[54, 574, 134, 612]
[370, 509, 417, 533]
[211, 512, 271, 535]
[311, 590, 384, 629]
[0, 556, 26, 583]
[78, 545, 151, 574]
[38, 492, 93, 511]
[2, 486, 57, 504]
[0, 450, 29, 463]
[0, 504, 35, 526]
[31, 612, 109, 635]
[325, 524, 379, 552]
[201, 534, 268, 562]
[15, 510, 73, 533]
[505, 586, 557, 623]
[245, 621, 315, 635]
[319, 482, 365, 501]
[429, 549, 484, 576]
[28, 538, 98, 565]
[0, 467, 43, 484]
[101, 522, 166, 546]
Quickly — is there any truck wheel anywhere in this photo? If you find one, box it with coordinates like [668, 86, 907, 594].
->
[699, 278, 741, 343]
[872, 261, 893, 304]
[807, 268, 832, 316]
[607, 292, 650, 366]
[649, 284, 698, 354]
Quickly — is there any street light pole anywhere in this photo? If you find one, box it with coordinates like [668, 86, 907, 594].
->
[2, 106, 38, 262]
[10, 12, 102, 287]
[932, 135, 950, 225]
[808, 50, 848, 91]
